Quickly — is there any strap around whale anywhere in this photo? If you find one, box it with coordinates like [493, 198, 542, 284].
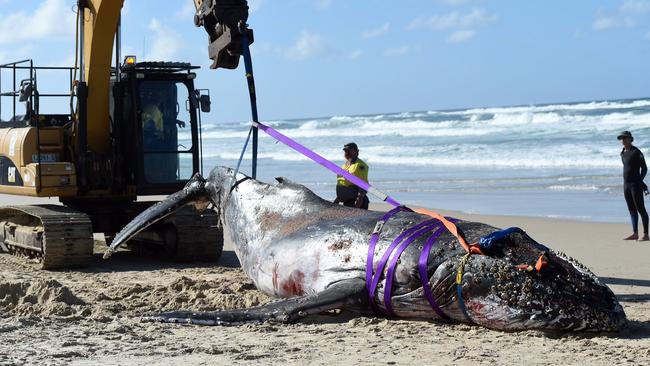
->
[455, 252, 473, 322]
[418, 227, 453, 321]
[383, 222, 443, 317]
[366, 206, 411, 313]
[366, 207, 457, 320]
[413, 208, 484, 256]
[229, 176, 252, 193]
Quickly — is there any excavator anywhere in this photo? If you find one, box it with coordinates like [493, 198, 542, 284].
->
[0, 0, 254, 269]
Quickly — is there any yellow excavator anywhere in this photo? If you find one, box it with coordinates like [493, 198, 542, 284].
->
[0, 0, 254, 269]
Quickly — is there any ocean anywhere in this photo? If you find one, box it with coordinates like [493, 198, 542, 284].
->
[194, 98, 650, 223]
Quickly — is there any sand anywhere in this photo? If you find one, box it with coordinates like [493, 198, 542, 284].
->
[0, 197, 649, 365]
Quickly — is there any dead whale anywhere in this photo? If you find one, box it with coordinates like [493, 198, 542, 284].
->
[105, 167, 626, 331]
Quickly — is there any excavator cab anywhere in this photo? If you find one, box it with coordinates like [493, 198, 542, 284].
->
[112, 60, 206, 195]
[138, 81, 186, 184]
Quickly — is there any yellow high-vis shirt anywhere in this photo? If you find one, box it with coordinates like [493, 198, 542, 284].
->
[337, 159, 369, 187]
[142, 104, 164, 133]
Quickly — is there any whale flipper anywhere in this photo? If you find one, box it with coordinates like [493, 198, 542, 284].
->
[143, 278, 366, 326]
[103, 173, 212, 259]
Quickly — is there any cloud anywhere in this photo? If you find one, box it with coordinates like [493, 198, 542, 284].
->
[346, 50, 363, 60]
[0, 0, 76, 44]
[620, 0, 650, 14]
[361, 23, 390, 39]
[284, 31, 330, 60]
[447, 30, 476, 43]
[592, 16, 635, 31]
[408, 8, 495, 44]
[145, 18, 183, 61]
[409, 8, 498, 31]
[593, 1, 650, 31]
[383, 46, 409, 57]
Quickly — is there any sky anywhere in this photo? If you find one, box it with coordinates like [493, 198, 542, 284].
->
[0, 0, 649, 123]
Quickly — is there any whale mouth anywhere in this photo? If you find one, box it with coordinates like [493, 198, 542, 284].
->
[464, 295, 627, 332]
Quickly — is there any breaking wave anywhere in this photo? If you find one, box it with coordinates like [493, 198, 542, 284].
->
[197, 99, 647, 222]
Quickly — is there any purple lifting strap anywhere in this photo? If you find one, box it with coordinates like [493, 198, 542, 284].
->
[383, 222, 442, 317]
[255, 122, 401, 207]
[365, 206, 410, 313]
[365, 207, 407, 287]
[367, 218, 437, 311]
[418, 228, 451, 321]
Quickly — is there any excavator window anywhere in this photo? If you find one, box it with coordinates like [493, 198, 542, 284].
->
[138, 80, 193, 184]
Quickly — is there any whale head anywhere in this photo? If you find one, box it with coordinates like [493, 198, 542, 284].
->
[433, 227, 626, 331]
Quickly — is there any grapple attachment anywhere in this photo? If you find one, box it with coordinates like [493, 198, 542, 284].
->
[194, 0, 254, 69]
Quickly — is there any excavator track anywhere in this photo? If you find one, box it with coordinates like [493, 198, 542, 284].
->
[0, 205, 93, 270]
[126, 206, 223, 262]
[172, 207, 223, 262]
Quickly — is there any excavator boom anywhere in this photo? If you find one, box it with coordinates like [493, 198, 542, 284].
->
[81, 0, 125, 156]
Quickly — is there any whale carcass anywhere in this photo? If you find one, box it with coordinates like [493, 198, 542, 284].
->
[105, 167, 626, 331]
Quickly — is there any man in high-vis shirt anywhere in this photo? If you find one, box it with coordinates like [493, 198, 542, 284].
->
[334, 142, 370, 209]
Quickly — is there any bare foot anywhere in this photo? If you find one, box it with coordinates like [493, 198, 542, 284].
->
[624, 233, 639, 240]
[638, 234, 649, 242]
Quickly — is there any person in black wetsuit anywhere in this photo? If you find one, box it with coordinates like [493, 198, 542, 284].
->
[618, 131, 649, 241]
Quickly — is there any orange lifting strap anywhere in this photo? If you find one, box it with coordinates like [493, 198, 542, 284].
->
[413, 208, 485, 255]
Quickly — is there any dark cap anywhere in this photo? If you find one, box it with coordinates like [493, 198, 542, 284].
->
[617, 131, 633, 141]
[343, 142, 358, 151]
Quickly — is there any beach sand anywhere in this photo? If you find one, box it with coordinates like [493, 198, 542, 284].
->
[0, 197, 648, 365]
